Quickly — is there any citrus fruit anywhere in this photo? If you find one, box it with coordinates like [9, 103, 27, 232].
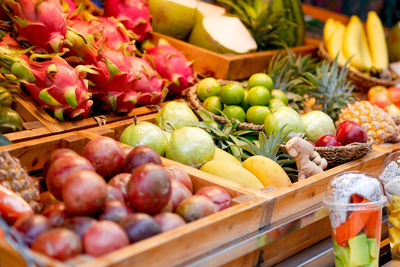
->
[269, 99, 286, 112]
[248, 86, 270, 106]
[222, 105, 246, 122]
[301, 111, 335, 143]
[264, 106, 305, 141]
[196, 78, 221, 101]
[203, 96, 222, 115]
[166, 127, 215, 168]
[240, 90, 250, 111]
[120, 122, 168, 156]
[219, 83, 245, 105]
[246, 106, 271, 124]
[271, 89, 288, 105]
[248, 73, 273, 90]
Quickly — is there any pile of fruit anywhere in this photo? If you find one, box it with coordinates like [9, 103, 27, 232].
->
[148, 0, 305, 54]
[0, 84, 22, 133]
[0, 137, 231, 260]
[0, 0, 195, 121]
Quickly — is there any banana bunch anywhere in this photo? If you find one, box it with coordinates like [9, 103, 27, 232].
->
[200, 147, 291, 190]
[323, 12, 389, 73]
[388, 195, 400, 257]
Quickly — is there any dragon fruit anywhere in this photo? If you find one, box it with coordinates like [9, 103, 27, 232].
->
[1, 0, 67, 51]
[0, 42, 94, 120]
[88, 48, 164, 113]
[104, 0, 152, 41]
[145, 40, 195, 96]
[60, 0, 77, 17]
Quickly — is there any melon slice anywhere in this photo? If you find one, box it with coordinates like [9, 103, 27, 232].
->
[149, 0, 198, 40]
[188, 16, 257, 54]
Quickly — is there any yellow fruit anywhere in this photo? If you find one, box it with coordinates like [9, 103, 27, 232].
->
[360, 24, 373, 69]
[213, 147, 242, 166]
[323, 18, 337, 44]
[200, 160, 264, 189]
[337, 101, 400, 144]
[366, 11, 389, 70]
[389, 226, 400, 244]
[242, 155, 291, 187]
[390, 216, 400, 229]
[343, 16, 372, 71]
[326, 22, 347, 66]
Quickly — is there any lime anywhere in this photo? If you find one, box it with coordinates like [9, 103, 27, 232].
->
[269, 99, 286, 112]
[203, 96, 222, 115]
[196, 78, 221, 101]
[246, 106, 271, 124]
[219, 83, 245, 105]
[241, 90, 250, 111]
[248, 86, 270, 106]
[222, 105, 246, 122]
[264, 106, 305, 141]
[271, 89, 288, 105]
[248, 73, 273, 90]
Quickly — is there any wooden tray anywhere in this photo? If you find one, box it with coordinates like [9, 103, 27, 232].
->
[0, 131, 267, 267]
[150, 32, 320, 81]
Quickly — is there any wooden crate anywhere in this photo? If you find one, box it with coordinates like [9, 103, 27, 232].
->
[150, 32, 320, 81]
[0, 131, 267, 267]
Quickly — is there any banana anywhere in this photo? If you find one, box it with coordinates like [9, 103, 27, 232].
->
[343, 16, 372, 71]
[242, 155, 291, 188]
[326, 21, 347, 66]
[200, 160, 264, 189]
[213, 147, 242, 166]
[366, 11, 389, 70]
[324, 18, 338, 44]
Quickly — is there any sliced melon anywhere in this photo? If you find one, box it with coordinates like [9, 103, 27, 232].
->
[188, 16, 257, 54]
[149, 0, 198, 40]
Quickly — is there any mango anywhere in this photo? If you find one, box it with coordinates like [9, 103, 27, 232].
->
[213, 147, 241, 166]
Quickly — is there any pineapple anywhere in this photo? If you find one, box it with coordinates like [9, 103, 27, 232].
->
[0, 151, 41, 212]
[338, 101, 400, 144]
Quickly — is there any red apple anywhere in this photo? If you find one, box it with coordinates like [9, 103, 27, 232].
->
[83, 137, 124, 179]
[315, 135, 342, 147]
[196, 186, 232, 211]
[336, 122, 367, 145]
[369, 92, 391, 108]
[164, 166, 193, 192]
[124, 146, 162, 173]
[388, 86, 400, 104]
[336, 121, 359, 135]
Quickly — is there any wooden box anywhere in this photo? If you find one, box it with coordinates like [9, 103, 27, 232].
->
[0, 131, 267, 267]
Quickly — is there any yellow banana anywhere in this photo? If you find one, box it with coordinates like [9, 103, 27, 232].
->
[366, 11, 388, 70]
[326, 21, 347, 66]
[323, 18, 338, 44]
[200, 160, 264, 189]
[242, 155, 291, 188]
[213, 147, 242, 166]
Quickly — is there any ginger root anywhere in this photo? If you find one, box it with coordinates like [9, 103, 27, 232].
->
[285, 137, 327, 180]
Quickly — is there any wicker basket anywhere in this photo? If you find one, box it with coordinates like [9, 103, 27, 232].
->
[187, 80, 265, 131]
[314, 142, 372, 167]
[318, 43, 400, 90]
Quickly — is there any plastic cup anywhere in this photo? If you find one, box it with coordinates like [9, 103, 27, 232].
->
[324, 172, 386, 267]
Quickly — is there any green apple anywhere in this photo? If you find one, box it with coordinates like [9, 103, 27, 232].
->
[156, 102, 199, 131]
[301, 111, 335, 143]
[264, 106, 305, 141]
[120, 122, 168, 156]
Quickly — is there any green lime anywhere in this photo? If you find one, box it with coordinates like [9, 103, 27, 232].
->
[246, 106, 271, 124]
[240, 90, 250, 111]
[269, 99, 286, 112]
[219, 83, 245, 105]
[271, 89, 288, 105]
[196, 78, 221, 101]
[203, 96, 222, 115]
[248, 86, 270, 106]
[248, 73, 273, 90]
[222, 105, 246, 122]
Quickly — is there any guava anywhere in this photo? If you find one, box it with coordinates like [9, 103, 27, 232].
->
[120, 122, 168, 156]
[301, 111, 335, 143]
[156, 102, 199, 131]
[166, 127, 215, 168]
[264, 107, 305, 141]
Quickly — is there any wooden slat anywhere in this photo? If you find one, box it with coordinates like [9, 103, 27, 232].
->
[301, 3, 350, 24]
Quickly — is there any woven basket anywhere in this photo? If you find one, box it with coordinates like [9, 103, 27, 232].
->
[187, 80, 265, 131]
[314, 142, 372, 167]
[318, 43, 400, 91]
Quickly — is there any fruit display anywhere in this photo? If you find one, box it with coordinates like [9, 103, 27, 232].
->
[0, 0, 195, 120]
[325, 172, 386, 267]
[0, 136, 235, 261]
[0, 84, 23, 134]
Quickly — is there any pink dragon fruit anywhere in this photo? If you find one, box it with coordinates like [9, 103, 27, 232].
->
[88, 48, 164, 113]
[60, 0, 77, 17]
[68, 16, 135, 52]
[104, 0, 152, 41]
[0, 42, 94, 120]
[145, 40, 195, 96]
[2, 0, 67, 51]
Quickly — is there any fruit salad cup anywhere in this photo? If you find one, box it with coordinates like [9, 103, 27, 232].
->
[324, 172, 386, 267]
[380, 151, 400, 259]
